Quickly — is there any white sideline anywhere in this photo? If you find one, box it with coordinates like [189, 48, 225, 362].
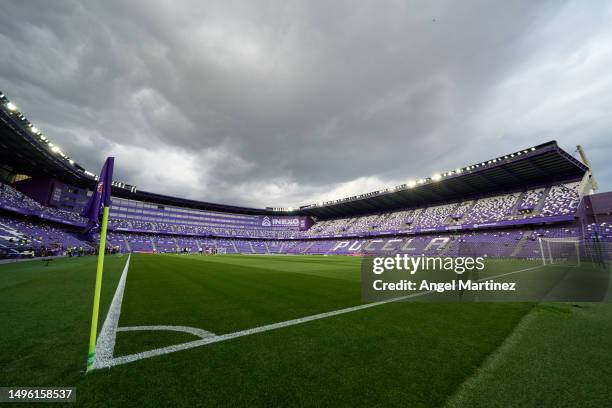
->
[93, 254, 131, 369]
[94, 263, 546, 369]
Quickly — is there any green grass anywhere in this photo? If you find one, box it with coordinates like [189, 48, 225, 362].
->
[445, 302, 612, 407]
[0, 254, 610, 407]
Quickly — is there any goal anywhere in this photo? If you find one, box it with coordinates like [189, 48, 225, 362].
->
[539, 237, 581, 266]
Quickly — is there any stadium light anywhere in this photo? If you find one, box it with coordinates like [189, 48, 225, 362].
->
[5, 102, 17, 111]
[51, 145, 61, 154]
[432, 173, 442, 181]
[30, 126, 39, 134]
[531, 147, 536, 151]
[407, 180, 416, 188]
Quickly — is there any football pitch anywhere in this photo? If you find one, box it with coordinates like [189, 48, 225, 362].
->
[1, 254, 611, 407]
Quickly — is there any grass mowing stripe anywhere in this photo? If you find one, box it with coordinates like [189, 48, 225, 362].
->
[101, 262, 549, 368]
[2, 254, 609, 407]
[82, 301, 533, 407]
[119, 254, 362, 332]
[444, 302, 612, 408]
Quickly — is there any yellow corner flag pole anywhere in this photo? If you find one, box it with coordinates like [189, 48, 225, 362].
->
[86, 205, 110, 372]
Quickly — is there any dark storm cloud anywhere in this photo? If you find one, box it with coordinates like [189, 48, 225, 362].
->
[1, 0, 611, 207]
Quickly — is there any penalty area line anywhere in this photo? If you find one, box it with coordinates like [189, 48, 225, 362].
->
[98, 263, 546, 369]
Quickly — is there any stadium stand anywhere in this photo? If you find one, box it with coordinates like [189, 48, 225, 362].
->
[0, 104, 610, 262]
[541, 182, 581, 216]
[0, 176, 605, 260]
[0, 214, 92, 258]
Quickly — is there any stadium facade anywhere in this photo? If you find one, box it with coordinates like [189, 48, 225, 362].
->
[1, 91, 611, 260]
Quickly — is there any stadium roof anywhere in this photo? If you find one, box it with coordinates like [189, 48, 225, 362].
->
[0, 94, 91, 187]
[0, 92, 587, 218]
[295, 141, 587, 218]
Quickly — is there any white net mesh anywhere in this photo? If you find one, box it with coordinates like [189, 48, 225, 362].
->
[539, 237, 581, 266]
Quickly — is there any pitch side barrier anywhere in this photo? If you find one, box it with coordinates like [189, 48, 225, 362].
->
[359, 241, 611, 303]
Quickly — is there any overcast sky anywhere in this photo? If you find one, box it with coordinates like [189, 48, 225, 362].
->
[1, 0, 611, 208]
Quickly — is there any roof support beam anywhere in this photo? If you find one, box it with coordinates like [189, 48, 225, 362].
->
[499, 166, 525, 185]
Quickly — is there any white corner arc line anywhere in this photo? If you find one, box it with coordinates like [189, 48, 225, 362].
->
[94, 254, 131, 369]
[117, 325, 216, 339]
[98, 264, 546, 369]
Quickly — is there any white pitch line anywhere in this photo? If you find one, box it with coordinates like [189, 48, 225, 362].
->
[117, 325, 216, 339]
[93, 254, 131, 369]
[97, 263, 546, 369]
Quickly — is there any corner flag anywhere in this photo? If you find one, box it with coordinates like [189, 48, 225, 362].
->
[81, 157, 114, 233]
[84, 157, 114, 371]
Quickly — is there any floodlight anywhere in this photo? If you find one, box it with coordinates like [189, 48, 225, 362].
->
[30, 126, 39, 134]
[432, 173, 442, 181]
[51, 145, 61, 153]
[6, 102, 17, 111]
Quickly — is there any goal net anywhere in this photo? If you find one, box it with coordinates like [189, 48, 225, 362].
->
[539, 237, 581, 266]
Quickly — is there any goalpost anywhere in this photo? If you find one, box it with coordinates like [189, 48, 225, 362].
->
[539, 237, 581, 266]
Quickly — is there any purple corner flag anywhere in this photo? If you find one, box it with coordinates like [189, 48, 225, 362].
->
[81, 157, 114, 232]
